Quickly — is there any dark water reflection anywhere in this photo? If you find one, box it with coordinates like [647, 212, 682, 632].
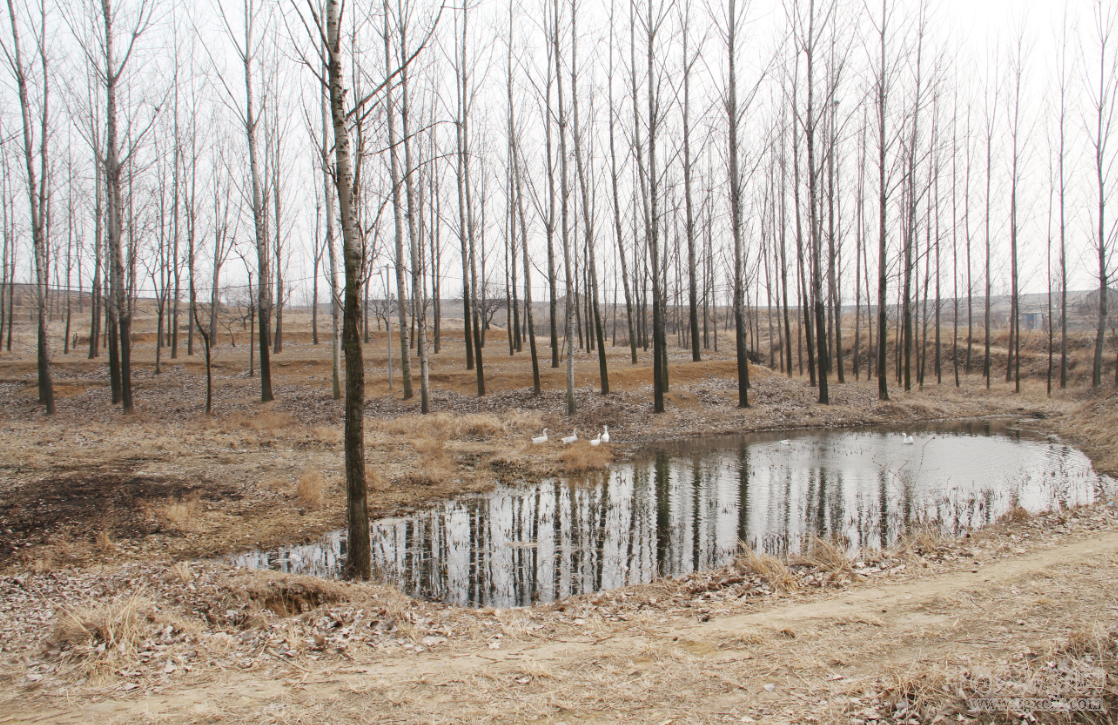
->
[231, 420, 1114, 608]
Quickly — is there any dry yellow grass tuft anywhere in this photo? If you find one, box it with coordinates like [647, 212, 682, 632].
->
[52, 592, 152, 681]
[158, 494, 201, 531]
[450, 413, 506, 439]
[555, 441, 613, 473]
[224, 410, 294, 435]
[502, 409, 544, 434]
[296, 470, 326, 509]
[170, 561, 193, 583]
[893, 524, 946, 559]
[312, 425, 343, 445]
[368, 467, 389, 492]
[798, 535, 853, 574]
[95, 529, 114, 552]
[736, 542, 798, 592]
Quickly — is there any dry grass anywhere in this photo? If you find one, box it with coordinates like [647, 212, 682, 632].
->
[158, 494, 201, 532]
[398, 431, 455, 486]
[312, 425, 343, 445]
[875, 623, 1118, 724]
[377, 411, 507, 441]
[368, 467, 389, 492]
[893, 524, 946, 559]
[1060, 392, 1118, 477]
[735, 542, 798, 592]
[170, 561, 193, 583]
[52, 591, 153, 681]
[296, 470, 326, 509]
[798, 535, 854, 574]
[555, 441, 613, 473]
[224, 410, 295, 435]
[502, 409, 544, 434]
[451, 413, 506, 439]
[998, 505, 1031, 524]
[95, 529, 114, 552]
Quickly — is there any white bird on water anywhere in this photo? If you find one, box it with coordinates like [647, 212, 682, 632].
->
[601, 426, 610, 444]
[902, 433, 915, 445]
[561, 432, 578, 445]
[779, 439, 791, 446]
[531, 428, 549, 445]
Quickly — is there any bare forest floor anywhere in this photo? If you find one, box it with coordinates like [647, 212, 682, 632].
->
[0, 309, 1116, 723]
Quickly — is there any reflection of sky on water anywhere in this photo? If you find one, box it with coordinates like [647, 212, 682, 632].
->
[230, 421, 1115, 608]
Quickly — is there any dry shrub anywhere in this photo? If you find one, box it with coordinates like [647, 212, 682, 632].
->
[158, 494, 201, 532]
[555, 442, 613, 473]
[736, 543, 797, 592]
[296, 470, 326, 509]
[798, 535, 853, 574]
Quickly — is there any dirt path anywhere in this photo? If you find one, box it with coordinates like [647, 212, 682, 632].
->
[7, 527, 1115, 724]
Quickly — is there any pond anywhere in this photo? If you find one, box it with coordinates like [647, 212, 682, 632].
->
[230, 420, 1115, 608]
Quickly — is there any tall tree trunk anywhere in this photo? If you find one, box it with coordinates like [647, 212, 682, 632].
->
[321, 91, 342, 400]
[241, 2, 273, 403]
[875, 0, 890, 401]
[324, 0, 370, 581]
[6, 0, 54, 413]
[384, 5, 414, 401]
[727, 0, 749, 407]
[607, 6, 637, 365]
[397, 0, 430, 412]
[569, 0, 608, 394]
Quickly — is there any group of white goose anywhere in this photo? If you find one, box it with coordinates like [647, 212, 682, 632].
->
[531, 426, 610, 446]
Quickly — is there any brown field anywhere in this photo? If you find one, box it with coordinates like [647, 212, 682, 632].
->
[0, 305, 1116, 723]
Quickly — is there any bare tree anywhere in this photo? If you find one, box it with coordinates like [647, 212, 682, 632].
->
[216, 0, 274, 403]
[1089, 0, 1117, 388]
[568, 0, 608, 394]
[2, 0, 54, 412]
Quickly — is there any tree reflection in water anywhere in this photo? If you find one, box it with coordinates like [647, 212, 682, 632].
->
[231, 421, 1114, 607]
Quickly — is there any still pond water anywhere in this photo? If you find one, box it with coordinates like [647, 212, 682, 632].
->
[231, 420, 1115, 608]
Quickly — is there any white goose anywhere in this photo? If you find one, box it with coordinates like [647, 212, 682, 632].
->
[531, 428, 549, 445]
[560, 431, 578, 445]
[902, 433, 915, 445]
[589, 433, 602, 447]
[600, 426, 610, 444]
